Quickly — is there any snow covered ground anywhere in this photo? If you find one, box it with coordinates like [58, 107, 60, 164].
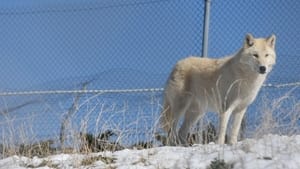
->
[1, 134, 300, 169]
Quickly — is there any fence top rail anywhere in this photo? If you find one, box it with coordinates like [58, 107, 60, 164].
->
[0, 88, 165, 96]
[263, 82, 300, 88]
[0, 82, 299, 96]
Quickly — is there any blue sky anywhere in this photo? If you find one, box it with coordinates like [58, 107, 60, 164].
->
[0, 0, 299, 91]
[0, 0, 203, 91]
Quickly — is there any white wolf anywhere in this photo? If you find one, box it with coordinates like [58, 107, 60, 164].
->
[160, 34, 276, 145]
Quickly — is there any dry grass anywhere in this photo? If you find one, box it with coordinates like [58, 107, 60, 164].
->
[253, 88, 300, 138]
[0, 88, 298, 160]
[81, 155, 116, 166]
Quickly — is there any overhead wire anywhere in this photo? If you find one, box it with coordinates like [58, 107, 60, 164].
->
[0, 0, 174, 16]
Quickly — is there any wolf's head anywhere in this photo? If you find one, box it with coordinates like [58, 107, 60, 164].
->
[240, 33, 276, 75]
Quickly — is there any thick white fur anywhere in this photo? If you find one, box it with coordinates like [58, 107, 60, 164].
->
[160, 34, 276, 145]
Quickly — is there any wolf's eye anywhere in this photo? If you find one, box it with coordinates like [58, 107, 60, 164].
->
[265, 54, 269, 57]
[253, 54, 259, 58]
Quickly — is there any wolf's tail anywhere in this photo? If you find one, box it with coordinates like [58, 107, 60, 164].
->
[160, 101, 172, 133]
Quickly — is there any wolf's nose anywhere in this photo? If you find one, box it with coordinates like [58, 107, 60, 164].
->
[259, 66, 266, 74]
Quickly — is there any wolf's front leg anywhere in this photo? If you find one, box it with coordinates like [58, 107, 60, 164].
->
[229, 108, 247, 144]
[217, 101, 239, 144]
[217, 111, 232, 144]
[217, 98, 242, 144]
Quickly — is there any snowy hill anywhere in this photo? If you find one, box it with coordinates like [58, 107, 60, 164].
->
[1, 134, 300, 169]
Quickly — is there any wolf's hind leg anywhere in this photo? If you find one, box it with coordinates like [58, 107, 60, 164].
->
[167, 114, 180, 146]
[178, 102, 203, 145]
[168, 93, 192, 145]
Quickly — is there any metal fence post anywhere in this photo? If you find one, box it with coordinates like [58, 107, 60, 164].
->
[202, 0, 211, 57]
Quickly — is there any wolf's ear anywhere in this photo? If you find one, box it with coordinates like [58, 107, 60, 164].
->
[267, 34, 276, 49]
[244, 33, 255, 48]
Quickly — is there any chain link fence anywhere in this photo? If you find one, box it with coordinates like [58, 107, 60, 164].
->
[0, 0, 299, 153]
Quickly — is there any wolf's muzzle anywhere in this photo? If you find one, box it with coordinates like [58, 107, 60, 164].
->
[259, 66, 267, 74]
